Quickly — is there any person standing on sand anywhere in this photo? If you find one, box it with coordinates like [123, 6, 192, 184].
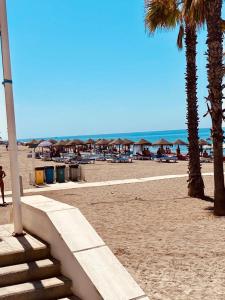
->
[0, 166, 6, 205]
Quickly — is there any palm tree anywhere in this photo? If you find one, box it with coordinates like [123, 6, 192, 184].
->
[205, 0, 225, 215]
[184, 0, 225, 214]
[145, 0, 205, 198]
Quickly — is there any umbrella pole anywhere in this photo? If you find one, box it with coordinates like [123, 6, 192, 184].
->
[0, 0, 23, 235]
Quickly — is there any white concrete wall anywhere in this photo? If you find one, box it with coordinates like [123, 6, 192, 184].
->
[21, 195, 149, 300]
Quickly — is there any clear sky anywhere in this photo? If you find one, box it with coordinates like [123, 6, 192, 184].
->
[0, 0, 222, 139]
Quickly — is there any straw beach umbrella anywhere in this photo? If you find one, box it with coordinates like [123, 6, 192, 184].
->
[133, 139, 151, 155]
[66, 139, 84, 153]
[95, 139, 110, 154]
[54, 140, 66, 153]
[67, 139, 83, 146]
[54, 140, 66, 147]
[109, 138, 125, 153]
[122, 138, 134, 153]
[27, 139, 39, 148]
[109, 138, 124, 145]
[199, 139, 210, 146]
[173, 139, 188, 155]
[123, 138, 134, 145]
[173, 139, 188, 146]
[74, 139, 84, 145]
[84, 138, 95, 150]
[135, 139, 152, 146]
[27, 139, 38, 145]
[152, 138, 173, 146]
[95, 139, 109, 146]
[66, 140, 75, 147]
[48, 139, 57, 144]
[85, 138, 95, 145]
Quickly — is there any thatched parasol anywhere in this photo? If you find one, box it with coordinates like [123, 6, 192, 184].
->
[85, 138, 95, 144]
[173, 139, 188, 146]
[28, 139, 38, 145]
[109, 138, 124, 145]
[48, 139, 57, 144]
[123, 138, 134, 145]
[75, 139, 84, 145]
[152, 138, 173, 146]
[135, 139, 152, 146]
[95, 139, 110, 146]
[66, 139, 84, 146]
[199, 139, 210, 146]
[54, 140, 66, 147]
[27, 139, 39, 148]
[66, 140, 74, 146]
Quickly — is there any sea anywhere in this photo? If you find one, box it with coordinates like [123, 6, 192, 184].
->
[21, 128, 211, 144]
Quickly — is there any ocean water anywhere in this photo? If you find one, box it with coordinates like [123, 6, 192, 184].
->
[21, 128, 211, 143]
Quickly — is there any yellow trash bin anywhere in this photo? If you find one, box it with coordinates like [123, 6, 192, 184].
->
[35, 167, 44, 185]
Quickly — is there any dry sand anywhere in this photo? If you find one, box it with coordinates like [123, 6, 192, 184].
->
[1, 145, 225, 299]
[42, 177, 224, 300]
[0, 145, 214, 191]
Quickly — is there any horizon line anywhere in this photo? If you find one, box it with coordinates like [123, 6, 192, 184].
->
[16, 127, 213, 142]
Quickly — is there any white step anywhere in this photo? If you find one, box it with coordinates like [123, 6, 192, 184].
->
[0, 258, 60, 287]
[0, 234, 50, 267]
[0, 276, 72, 300]
[57, 297, 81, 300]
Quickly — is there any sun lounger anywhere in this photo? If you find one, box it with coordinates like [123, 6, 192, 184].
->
[40, 153, 52, 161]
[95, 154, 107, 161]
[177, 154, 188, 161]
[107, 155, 132, 163]
[76, 158, 95, 164]
[200, 157, 213, 163]
[154, 155, 178, 163]
[133, 154, 152, 160]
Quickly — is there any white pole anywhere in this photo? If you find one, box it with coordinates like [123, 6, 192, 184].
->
[0, 0, 23, 235]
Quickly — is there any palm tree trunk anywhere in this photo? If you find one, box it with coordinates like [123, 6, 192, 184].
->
[185, 23, 205, 199]
[206, 0, 225, 215]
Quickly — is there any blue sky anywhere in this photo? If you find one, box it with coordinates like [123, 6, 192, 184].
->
[0, 0, 222, 139]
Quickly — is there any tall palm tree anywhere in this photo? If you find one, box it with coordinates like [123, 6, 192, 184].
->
[205, 0, 225, 215]
[184, 0, 225, 215]
[145, 0, 205, 198]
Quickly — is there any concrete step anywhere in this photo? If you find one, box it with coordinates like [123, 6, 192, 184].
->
[0, 276, 72, 300]
[57, 297, 81, 300]
[0, 234, 50, 267]
[0, 258, 60, 287]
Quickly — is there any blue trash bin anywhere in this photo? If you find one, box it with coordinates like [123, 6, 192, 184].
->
[45, 166, 54, 184]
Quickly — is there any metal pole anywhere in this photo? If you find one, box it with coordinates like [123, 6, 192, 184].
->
[0, 0, 23, 235]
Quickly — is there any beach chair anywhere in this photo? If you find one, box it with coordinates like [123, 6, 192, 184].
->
[40, 152, 52, 161]
[200, 156, 213, 163]
[154, 155, 178, 163]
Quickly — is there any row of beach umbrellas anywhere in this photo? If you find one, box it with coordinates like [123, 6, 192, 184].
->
[25, 138, 211, 148]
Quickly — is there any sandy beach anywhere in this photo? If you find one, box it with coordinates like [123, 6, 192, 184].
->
[0, 145, 214, 191]
[1, 145, 225, 299]
[41, 177, 224, 300]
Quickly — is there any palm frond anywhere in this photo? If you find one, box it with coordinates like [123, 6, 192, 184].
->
[177, 24, 184, 50]
[145, 0, 181, 33]
[183, 0, 206, 26]
[221, 19, 225, 32]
